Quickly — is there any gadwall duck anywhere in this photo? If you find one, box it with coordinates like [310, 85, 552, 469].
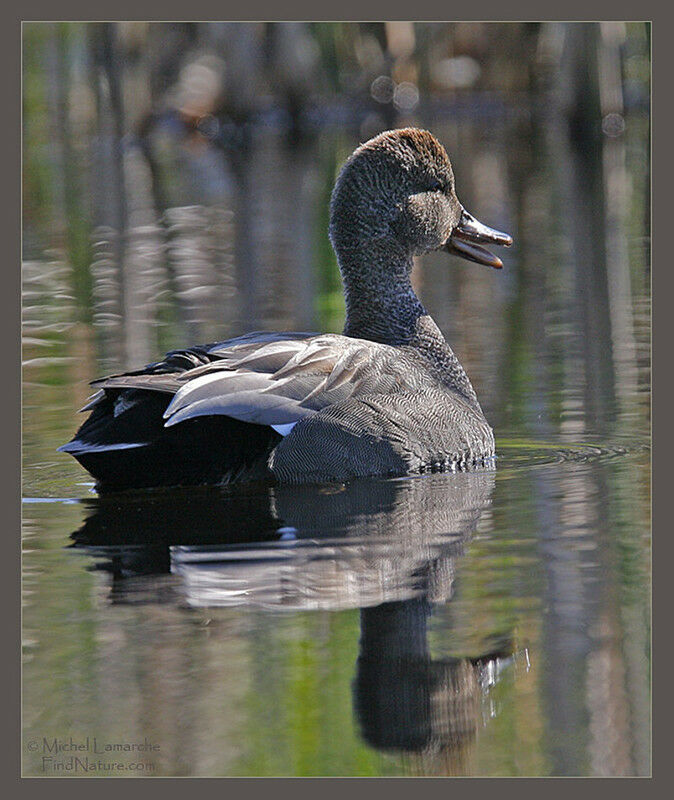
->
[60, 128, 512, 491]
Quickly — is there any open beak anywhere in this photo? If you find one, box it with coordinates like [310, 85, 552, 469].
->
[444, 209, 513, 269]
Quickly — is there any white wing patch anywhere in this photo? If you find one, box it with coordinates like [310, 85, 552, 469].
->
[271, 422, 297, 437]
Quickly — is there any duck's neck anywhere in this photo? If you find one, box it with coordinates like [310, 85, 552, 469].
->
[338, 241, 425, 346]
[336, 240, 481, 407]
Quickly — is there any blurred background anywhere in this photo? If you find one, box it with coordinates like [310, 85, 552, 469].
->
[22, 22, 651, 777]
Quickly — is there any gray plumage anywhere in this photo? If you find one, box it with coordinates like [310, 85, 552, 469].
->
[61, 128, 512, 490]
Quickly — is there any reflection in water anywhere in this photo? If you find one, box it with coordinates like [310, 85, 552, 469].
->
[355, 599, 526, 774]
[72, 473, 494, 609]
[70, 472, 529, 769]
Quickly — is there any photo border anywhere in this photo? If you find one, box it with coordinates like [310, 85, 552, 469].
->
[6, 1, 664, 795]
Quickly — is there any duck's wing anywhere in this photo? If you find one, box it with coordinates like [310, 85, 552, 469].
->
[158, 334, 418, 431]
[83, 331, 318, 407]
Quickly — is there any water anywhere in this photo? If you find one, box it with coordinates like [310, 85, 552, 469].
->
[22, 110, 650, 776]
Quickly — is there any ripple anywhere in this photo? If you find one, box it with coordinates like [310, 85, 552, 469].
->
[495, 438, 649, 472]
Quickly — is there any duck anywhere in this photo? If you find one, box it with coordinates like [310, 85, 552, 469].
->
[60, 128, 512, 492]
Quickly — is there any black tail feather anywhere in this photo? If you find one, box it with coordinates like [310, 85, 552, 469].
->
[61, 389, 281, 492]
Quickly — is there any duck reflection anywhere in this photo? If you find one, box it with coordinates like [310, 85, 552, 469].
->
[72, 472, 493, 609]
[70, 471, 528, 770]
[356, 598, 522, 770]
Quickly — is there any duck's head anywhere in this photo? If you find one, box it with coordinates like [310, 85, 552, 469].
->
[330, 128, 512, 269]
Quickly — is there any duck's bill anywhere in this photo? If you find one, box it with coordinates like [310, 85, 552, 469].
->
[445, 209, 513, 269]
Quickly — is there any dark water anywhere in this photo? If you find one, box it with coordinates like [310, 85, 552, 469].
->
[22, 111, 650, 776]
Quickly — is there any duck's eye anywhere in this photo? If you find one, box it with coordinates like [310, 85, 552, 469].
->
[428, 181, 445, 193]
